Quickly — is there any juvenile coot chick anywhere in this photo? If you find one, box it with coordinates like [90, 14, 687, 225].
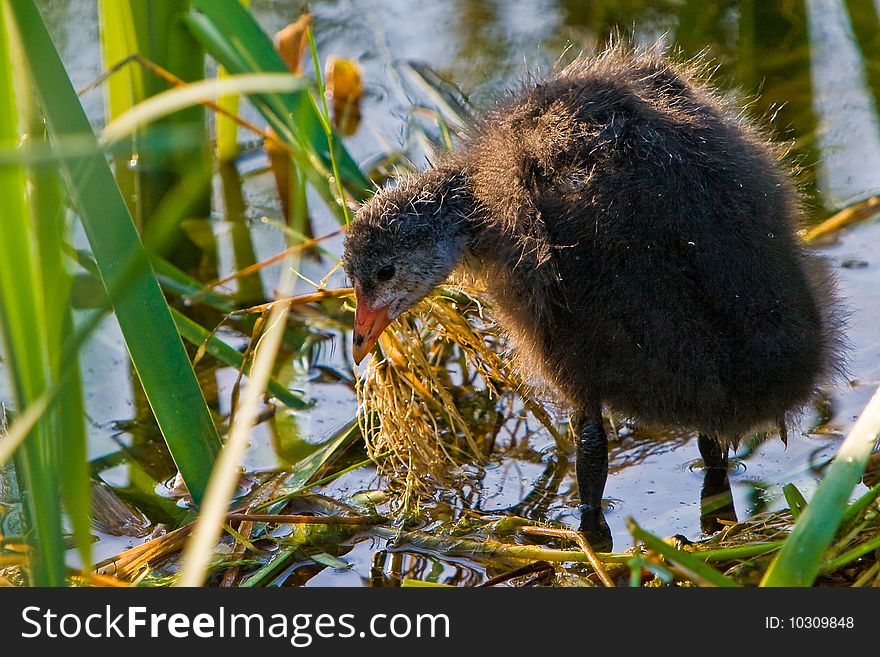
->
[342, 46, 844, 547]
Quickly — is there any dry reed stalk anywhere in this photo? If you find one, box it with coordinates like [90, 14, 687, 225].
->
[520, 525, 616, 587]
[356, 286, 564, 495]
[93, 523, 193, 580]
[803, 196, 880, 243]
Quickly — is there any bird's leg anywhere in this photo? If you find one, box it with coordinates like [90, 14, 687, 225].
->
[574, 403, 612, 551]
[697, 434, 737, 533]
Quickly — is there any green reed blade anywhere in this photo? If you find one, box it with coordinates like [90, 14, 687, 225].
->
[627, 518, 740, 587]
[762, 384, 880, 586]
[28, 132, 92, 570]
[782, 482, 808, 520]
[0, 4, 68, 584]
[7, 0, 221, 504]
[215, 0, 249, 162]
[12, 16, 91, 566]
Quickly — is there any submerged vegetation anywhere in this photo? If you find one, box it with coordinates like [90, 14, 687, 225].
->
[0, 0, 879, 588]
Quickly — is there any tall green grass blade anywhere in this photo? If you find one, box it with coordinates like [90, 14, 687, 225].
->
[28, 131, 91, 570]
[7, 0, 221, 503]
[216, 66, 240, 162]
[0, 7, 79, 586]
[761, 384, 880, 586]
[307, 27, 351, 224]
[98, 0, 146, 121]
[12, 20, 92, 566]
[0, 9, 39, 432]
[0, 4, 66, 584]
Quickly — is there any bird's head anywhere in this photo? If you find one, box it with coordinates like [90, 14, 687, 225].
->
[342, 168, 472, 363]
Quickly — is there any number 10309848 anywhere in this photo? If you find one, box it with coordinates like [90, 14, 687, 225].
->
[765, 616, 854, 629]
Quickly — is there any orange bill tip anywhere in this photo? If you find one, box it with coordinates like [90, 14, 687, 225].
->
[352, 287, 392, 364]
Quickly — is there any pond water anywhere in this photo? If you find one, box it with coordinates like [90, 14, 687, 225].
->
[6, 0, 880, 585]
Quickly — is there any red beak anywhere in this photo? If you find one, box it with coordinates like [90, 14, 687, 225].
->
[352, 285, 392, 364]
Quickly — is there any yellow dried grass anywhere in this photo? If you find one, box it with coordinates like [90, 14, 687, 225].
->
[355, 286, 564, 496]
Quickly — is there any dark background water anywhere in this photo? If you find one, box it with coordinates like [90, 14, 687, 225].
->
[6, 0, 879, 585]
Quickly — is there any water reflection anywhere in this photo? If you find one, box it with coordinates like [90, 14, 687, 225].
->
[369, 549, 483, 587]
[807, 0, 880, 207]
[696, 435, 738, 534]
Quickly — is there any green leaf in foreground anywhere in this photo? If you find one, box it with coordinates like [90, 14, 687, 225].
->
[0, 3, 66, 584]
[29, 132, 92, 571]
[761, 384, 880, 587]
[7, 0, 221, 503]
[627, 518, 740, 587]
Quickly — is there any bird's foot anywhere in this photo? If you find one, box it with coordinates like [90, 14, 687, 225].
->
[577, 504, 613, 552]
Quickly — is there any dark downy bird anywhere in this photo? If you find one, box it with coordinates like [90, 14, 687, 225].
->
[342, 46, 845, 548]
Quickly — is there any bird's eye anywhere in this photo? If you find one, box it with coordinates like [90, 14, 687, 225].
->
[376, 264, 395, 282]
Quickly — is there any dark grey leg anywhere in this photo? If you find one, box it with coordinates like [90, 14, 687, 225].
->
[698, 433, 727, 470]
[697, 434, 736, 533]
[575, 407, 612, 551]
